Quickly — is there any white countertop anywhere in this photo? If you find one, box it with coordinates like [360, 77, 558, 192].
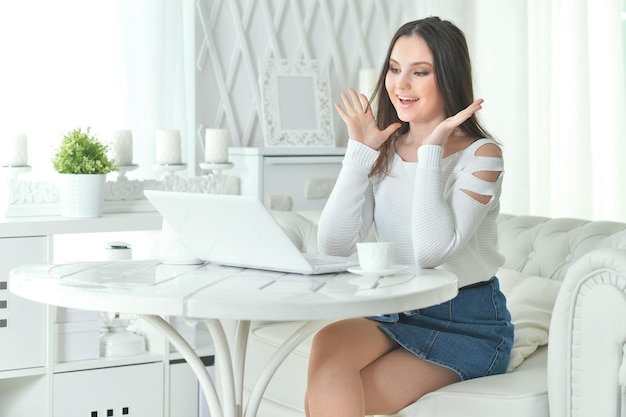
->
[0, 212, 163, 238]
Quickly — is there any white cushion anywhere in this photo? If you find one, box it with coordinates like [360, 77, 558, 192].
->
[387, 347, 548, 417]
[497, 268, 562, 371]
[271, 210, 319, 253]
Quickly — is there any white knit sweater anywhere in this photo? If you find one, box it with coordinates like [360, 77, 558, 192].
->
[318, 138, 505, 288]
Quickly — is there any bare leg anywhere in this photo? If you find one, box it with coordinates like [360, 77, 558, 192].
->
[362, 347, 460, 415]
[305, 318, 397, 417]
[305, 318, 461, 417]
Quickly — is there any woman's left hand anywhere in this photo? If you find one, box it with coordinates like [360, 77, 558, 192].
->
[424, 99, 484, 146]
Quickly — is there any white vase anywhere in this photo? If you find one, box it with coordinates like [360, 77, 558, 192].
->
[58, 174, 106, 218]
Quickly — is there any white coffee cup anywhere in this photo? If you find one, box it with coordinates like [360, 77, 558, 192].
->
[356, 242, 394, 271]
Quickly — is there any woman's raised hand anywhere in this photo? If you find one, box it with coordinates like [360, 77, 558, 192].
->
[334, 88, 401, 150]
[424, 99, 484, 146]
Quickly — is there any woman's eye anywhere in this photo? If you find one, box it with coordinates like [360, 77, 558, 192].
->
[389, 67, 400, 74]
[415, 71, 429, 76]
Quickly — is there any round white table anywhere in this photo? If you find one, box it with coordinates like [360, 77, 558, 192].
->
[10, 260, 458, 417]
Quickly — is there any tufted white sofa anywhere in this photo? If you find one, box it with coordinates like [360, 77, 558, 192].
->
[236, 211, 626, 417]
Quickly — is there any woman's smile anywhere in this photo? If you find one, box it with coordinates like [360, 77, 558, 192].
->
[397, 95, 419, 105]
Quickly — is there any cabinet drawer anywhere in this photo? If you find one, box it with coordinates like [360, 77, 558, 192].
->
[54, 362, 163, 417]
[263, 156, 343, 211]
[0, 236, 47, 372]
[170, 361, 201, 417]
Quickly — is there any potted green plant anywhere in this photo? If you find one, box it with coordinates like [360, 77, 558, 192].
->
[52, 127, 117, 217]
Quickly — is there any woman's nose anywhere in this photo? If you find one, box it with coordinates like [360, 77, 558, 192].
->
[396, 73, 411, 90]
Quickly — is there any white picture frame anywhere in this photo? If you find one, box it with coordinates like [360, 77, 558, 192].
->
[260, 59, 335, 147]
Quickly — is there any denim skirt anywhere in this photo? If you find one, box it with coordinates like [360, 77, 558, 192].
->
[371, 277, 514, 381]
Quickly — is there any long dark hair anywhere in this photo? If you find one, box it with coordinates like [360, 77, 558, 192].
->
[369, 16, 492, 177]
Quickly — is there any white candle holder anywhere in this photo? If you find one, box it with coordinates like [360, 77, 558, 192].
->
[153, 163, 187, 176]
[114, 164, 139, 181]
[199, 162, 233, 194]
[1, 165, 32, 180]
[199, 162, 233, 175]
[1, 170, 238, 218]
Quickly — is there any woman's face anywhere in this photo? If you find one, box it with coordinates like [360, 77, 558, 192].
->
[385, 34, 446, 125]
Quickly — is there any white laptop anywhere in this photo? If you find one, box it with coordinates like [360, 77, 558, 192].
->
[144, 190, 358, 275]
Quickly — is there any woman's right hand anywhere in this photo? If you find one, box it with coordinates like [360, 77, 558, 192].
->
[334, 88, 401, 150]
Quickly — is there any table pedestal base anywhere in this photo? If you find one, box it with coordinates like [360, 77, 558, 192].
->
[141, 315, 331, 417]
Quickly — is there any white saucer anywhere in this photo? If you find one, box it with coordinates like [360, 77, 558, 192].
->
[347, 265, 409, 277]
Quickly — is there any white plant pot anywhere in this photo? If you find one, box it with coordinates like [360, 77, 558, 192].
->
[58, 174, 106, 218]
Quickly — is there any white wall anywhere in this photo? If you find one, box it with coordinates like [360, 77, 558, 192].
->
[193, 0, 413, 155]
[192, 0, 516, 152]
[466, 2, 531, 216]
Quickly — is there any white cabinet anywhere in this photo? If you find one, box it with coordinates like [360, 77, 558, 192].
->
[169, 362, 198, 417]
[1, 213, 212, 417]
[0, 236, 47, 372]
[0, 236, 48, 417]
[0, 373, 48, 417]
[228, 147, 345, 211]
[54, 362, 163, 417]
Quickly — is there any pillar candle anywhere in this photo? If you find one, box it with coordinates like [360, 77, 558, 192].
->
[110, 130, 133, 166]
[1, 133, 28, 166]
[204, 129, 230, 163]
[155, 130, 182, 164]
[358, 68, 378, 98]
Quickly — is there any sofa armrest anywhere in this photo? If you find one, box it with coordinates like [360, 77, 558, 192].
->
[548, 248, 626, 417]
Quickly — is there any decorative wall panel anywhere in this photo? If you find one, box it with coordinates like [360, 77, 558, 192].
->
[194, 0, 417, 161]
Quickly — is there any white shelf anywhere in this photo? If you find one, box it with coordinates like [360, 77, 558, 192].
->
[0, 212, 163, 238]
[229, 146, 346, 157]
[53, 352, 164, 373]
[0, 366, 47, 380]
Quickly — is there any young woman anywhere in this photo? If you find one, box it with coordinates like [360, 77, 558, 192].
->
[305, 17, 514, 417]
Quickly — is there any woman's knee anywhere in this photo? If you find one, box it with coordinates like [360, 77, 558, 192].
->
[310, 320, 350, 360]
[309, 318, 392, 367]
